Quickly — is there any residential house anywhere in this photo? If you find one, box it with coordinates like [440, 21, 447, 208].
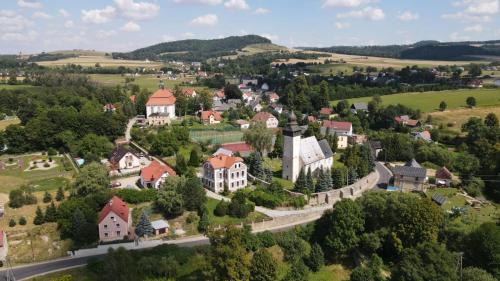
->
[212, 147, 234, 157]
[435, 166, 453, 186]
[213, 89, 225, 102]
[261, 83, 269, 92]
[98, 196, 132, 242]
[151, 220, 169, 235]
[267, 92, 279, 103]
[243, 92, 254, 103]
[414, 130, 432, 142]
[392, 159, 427, 192]
[235, 119, 250, 129]
[221, 142, 254, 157]
[200, 110, 223, 125]
[250, 100, 263, 112]
[202, 154, 247, 193]
[252, 112, 279, 128]
[394, 115, 420, 127]
[103, 103, 117, 113]
[368, 140, 383, 158]
[0, 231, 8, 262]
[467, 79, 483, 88]
[270, 104, 283, 114]
[320, 120, 353, 149]
[182, 88, 197, 98]
[307, 115, 317, 123]
[319, 107, 335, 119]
[146, 88, 176, 126]
[242, 78, 258, 86]
[109, 146, 141, 170]
[349, 134, 367, 145]
[140, 160, 176, 189]
[350, 103, 368, 114]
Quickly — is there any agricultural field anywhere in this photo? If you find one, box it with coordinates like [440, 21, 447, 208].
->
[37, 55, 164, 69]
[89, 74, 204, 92]
[332, 88, 500, 113]
[424, 106, 500, 132]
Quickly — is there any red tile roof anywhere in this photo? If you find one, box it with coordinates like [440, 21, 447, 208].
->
[436, 166, 452, 180]
[99, 196, 129, 224]
[201, 110, 222, 121]
[129, 95, 136, 103]
[252, 112, 275, 122]
[182, 88, 196, 97]
[322, 120, 352, 131]
[141, 160, 176, 183]
[221, 142, 253, 153]
[207, 154, 243, 169]
[146, 89, 176, 106]
[320, 107, 334, 115]
[308, 115, 317, 123]
[268, 92, 279, 100]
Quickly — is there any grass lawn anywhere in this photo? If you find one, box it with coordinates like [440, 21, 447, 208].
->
[0, 117, 20, 131]
[189, 129, 244, 145]
[310, 264, 352, 281]
[333, 152, 345, 169]
[424, 105, 500, 132]
[0, 154, 75, 194]
[89, 74, 207, 92]
[205, 198, 269, 227]
[332, 88, 500, 113]
[263, 158, 295, 189]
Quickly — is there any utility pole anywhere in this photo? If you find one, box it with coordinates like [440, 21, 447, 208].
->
[5, 259, 16, 281]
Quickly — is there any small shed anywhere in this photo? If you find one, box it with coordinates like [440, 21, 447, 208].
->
[151, 220, 169, 235]
[435, 167, 453, 186]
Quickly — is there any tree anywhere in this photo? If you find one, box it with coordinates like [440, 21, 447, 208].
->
[155, 189, 184, 218]
[316, 169, 332, 192]
[439, 101, 447, 111]
[331, 167, 346, 189]
[43, 191, 52, 203]
[391, 242, 458, 281]
[19, 216, 27, 225]
[294, 168, 308, 193]
[462, 267, 497, 281]
[469, 64, 482, 77]
[224, 84, 243, 100]
[208, 225, 251, 281]
[243, 122, 274, 155]
[175, 153, 188, 175]
[56, 186, 65, 201]
[103, 247, 139, 281]
[250, 248, 278, 281]
[307, 243, 325, 272]
[74, 163, 110, 197]
[180, 176, 207, 212]
[270, 131, 283, 158]
[484, 113, 499, 128]
[313, 199, 364, 257]
[318, 81, 330, 109]
[45, 201, 58, 222]
[214, 200, 229, 216]
[284, 259, 309, 281]
[466, 96, 477, 108]
[350, 255, 385, 281]
[336, 100, 350, 114]
[466, 222, 500, 279]
[188, 148, 200, 166]
[33, 206, 45, 225]
[135, 211, 154, 237]
[8, 218, 16, 227]
[198, 210, 210, 233]
[135, 90, 149, 115]
[306, 168, 314, 193]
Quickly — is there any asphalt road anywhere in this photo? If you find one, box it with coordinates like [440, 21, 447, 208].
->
[375, 161, 392, 188]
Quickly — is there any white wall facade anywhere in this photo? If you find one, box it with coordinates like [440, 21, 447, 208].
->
[118, 152, 141, 170]
[282, 135, 301, 182]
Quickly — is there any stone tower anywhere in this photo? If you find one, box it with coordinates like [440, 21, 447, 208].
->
[282, 111, 302, 182]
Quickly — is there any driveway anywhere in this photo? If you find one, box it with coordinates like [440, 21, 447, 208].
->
[112, 176, 141, 189]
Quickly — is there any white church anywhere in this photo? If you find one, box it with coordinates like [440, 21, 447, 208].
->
[282, 112, 334, 182]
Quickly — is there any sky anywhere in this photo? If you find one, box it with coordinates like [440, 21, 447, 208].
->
[1, 0, 500, 54]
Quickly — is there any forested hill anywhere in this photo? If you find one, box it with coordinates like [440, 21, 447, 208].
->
[301, 40, 500, 61]
[112, 35, 271, 62]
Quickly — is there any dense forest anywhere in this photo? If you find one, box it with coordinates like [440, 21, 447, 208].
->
[112, 35, 271, 62]
[303, 40, 500, 61]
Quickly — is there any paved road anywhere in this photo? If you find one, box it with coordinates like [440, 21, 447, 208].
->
[374, 161, 392, 188]
[125, 117, 136, 141]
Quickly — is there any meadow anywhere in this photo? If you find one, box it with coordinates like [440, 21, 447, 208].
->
[332, 88, 500, 113]
[0, 117, 20, 131]
[37, 55, 164, 69]
[424, 106, 500, 131]
[89, 74, 205, 92]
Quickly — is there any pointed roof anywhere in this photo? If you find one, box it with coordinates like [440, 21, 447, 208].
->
[141, 160, 176, 183]
[436, 166, 452, 180]
[322, 120, 352, 132]
[252, 112, 276, 122]
[109, 146, 139, 165]
[146, 89, 176, 106]
[201, 110, 222, 121]
[405, 159, 422, 168]
[207, 154, 244, 169]
[98, 196, 129, 223]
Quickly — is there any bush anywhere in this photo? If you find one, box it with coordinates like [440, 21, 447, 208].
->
[228, 191, 255, 219]
[47, 147, 57, 156]
[116, 189, 157, 204]
[186, 213, 198, 224]
[9, 219, 16, 227]
[248, 189, 282, 209]
[44, 162, 50, 167]
[214, 200, 229, 217]
[256, 231, 276, 248]
[287, 196, 306, 209]
[19, 216, 27, 225]
[464, 177, 484, 198]
[43, 191, 52, 203]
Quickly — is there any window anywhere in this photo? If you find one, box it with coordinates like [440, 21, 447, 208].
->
[104, 224, 108, 228]
[237, 172, 239, 177]
[231, 182, 234, 188]
[231, 173, 234, 179]
[104, 233, 108, 237]
[110, 216, 115, 220]
[117, 231, 121, 236]
[116, 224, 120, 227]
[242, 171, 245, 177]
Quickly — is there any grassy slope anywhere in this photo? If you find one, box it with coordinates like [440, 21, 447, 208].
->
[89, 74, 207, 92]
[332, 88, 500, 113]
[424, 105, 500, 132]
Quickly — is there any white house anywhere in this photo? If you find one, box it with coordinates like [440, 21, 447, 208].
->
[202, 154, 247, 193]
[109, 147, 141, 170]
[98, 196, 132, 242]
[235, 119, 250, 129]
[252, 112, 279, 128]
[140, 160, 176, 189]
[146, 88, 176, 126]
[282, 112, 334, 182]
[320, 120, 353, 149]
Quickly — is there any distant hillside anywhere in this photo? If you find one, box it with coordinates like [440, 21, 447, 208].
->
[112, 35, 271, 62]
[301, 40, 500, 61]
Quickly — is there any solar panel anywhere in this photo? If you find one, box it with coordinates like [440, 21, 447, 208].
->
[432, 193, 447, 205]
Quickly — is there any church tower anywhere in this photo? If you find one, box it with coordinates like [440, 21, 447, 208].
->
[282, 111, 302, 182]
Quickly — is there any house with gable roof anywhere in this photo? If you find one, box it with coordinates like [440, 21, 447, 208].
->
[98, 196, 132, 242]
[108, 146, 141, 170]
[200, 110, 223, 125]
[146, 88, 176, 126]
[252, 112, 278, 128]
[321, 120, 353, 149]
[392, 159, 427, 192]
[202, 154, 247, 193]
[140, 160, 176, 189]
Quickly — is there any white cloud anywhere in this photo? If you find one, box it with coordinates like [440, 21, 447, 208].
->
[114, 0, 160, 20]
[0, 10, 33, 32]
[450, 32, 470, 41]
[81, 6, 116, 24]
[161, 35, 175, 42]
[97, 30, 117, 39]
[64, 20, 75, 28]
[224, 0, 250, 10]
[32, 11, 52, 19]
[442, 12, 491, 22]
[59, 9, 70, 18]
[121, 21, 141, 32]
[465, 24, 483, 32]
[398, 11, 419, 21]
[255, 8, 271, 14]
[443, 0, 498, 22]
[260, 33, 279, 42]
[335, 22, 351, 29]
[1, 30, 38, 43]
[182, 32, 195, 38]
[17, 0, 42, 9]
[323, 0, 375, 8]
[189, 14, 218, 26]
[173, 0, 223, 5]
[337, 6, 385, 21]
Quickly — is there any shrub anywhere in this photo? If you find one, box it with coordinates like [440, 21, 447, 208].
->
[43, 163, 50, 168]
[47, 147, 57, 156]
[287, 196, 306, 209]
[186, 213, 198, 224]
[116, 189, 157, 204]
[43, 191, 52, 203]
[19, 217, 27, 225]
[214, 200, 229, 217]
[248, 190, 282, 209]
[9, 219, 16, 227]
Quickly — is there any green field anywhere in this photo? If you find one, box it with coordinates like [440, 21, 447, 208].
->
[189, 129, 244, 145]
[332, 88, 500, 113]
[0, 84, 37, 91]
[89, 74, 207, 92]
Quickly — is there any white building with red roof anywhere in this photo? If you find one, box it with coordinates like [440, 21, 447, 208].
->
[321, 120, 353, 149]
[252, 112, 279, 128]
[98, 196, 132, 242]
[202, 154, 247, 193]
[267, 92, 279, 103]
[140, 160, 176, 189]
[182, 88, 197, 98]
[200, 110, 222, 125]
[146, 88, 176, 126]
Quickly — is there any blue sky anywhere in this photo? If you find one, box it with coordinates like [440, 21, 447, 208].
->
[1, 0, 499, 54]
